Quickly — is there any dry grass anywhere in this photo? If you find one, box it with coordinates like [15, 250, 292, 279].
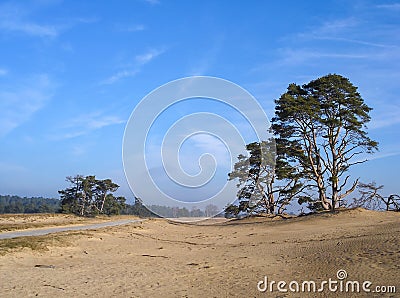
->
[0, 213, 138, 255]
[0, 231, 92, 255]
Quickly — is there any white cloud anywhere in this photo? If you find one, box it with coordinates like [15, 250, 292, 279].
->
[72, 17, 99, 24]
[0, 74, 53, 138]
[1, 20, 58, 37]
[101, 70, 139, 85]
[84, 114, 125, 129]
[135, 48, 165, 65]
[369, 104, 400, 129]
[277, 48, 370, 66]
[314, 36, 397, 49]
[0, 3, 98, 38]
[56, 112, 125, 139]
[306, 18, 358, 36]
[144, 0, 160, 5]
[253, 14, 400, 73]
[376, 3, 400, 10]
[0, 3, 59, 37]
[119, 24, 146, 32]
[292, 17, 398, 50]
[102, 48, 166, 85]
[367, 151, 400, 161]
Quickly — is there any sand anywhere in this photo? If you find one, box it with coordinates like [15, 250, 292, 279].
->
[0, 209, 399, 297]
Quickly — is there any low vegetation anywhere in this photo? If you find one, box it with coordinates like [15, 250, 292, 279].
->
[0, 230, 96, 255]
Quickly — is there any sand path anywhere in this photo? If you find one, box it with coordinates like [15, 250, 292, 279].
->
[0, 219, 143, 240]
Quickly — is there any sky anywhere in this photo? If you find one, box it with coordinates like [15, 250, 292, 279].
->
[0, 0, 399, 209]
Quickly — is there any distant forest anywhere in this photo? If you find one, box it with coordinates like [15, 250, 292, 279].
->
[0, 195, 61, 213]
[0, 195, 221, 218]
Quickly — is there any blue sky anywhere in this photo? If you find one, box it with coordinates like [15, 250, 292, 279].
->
[0, 0, 399, 207]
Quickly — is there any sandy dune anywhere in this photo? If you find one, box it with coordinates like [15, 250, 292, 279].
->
[0, 209, 399, 297]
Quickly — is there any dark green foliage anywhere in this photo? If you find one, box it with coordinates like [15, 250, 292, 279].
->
[224, 204, 240, 218]
[58, 175, 124, 217]
[297, 196, 324, 212]
[228, 140, 276, 215]
[272, 74, 378, 211]
[226, 138, 305, 217]
[0, 195, 61, 214]
[102, 195, 126, 215]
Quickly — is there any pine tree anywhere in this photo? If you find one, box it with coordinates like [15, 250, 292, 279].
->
[272, 74, 378, 211]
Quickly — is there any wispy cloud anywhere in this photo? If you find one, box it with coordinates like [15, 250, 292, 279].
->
[312, 36, 398, 49]
[56, 111, 125, 139]
[276, 48, 370, 66]
[102, 48, 166, 85]
[101, 70, 139, 85]
[366, 151, 400, 161]
[144, 0, 160, 5]
[300, 18, 359, 37]
[376, 3, 400, 10]
[369, 103, 400, 129]
[117, 24, 146, 32]
[0, 74, 54, 138]
[0, 3, 98, 38]
[292, 17, 398, 49]
[0, 3, 59, 37]
[135, 48, 165, 64]
[0, 68, 8, 76]
[0, 17, 59, 37]
[264, 13, 400, 70]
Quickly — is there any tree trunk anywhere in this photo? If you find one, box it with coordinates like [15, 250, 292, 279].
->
[331, 180, 338, 211]
[100, 193, 107, 213]
[331, 145, 339, 211]
[320, 194, 331, 210]
[80, 192, 86, 216]
[317, 176, 331, 210]
[267, 179, 275, 214]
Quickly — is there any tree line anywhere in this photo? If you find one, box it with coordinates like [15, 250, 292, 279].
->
[148, 203, 221, 218]
[0, 190, 223, 218]
[58, 175, 223, 217]
[0, 195, 61, 213]
[225, 74, 398, 217]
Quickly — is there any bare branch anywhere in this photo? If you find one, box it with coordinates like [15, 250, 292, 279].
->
[339, 178, 359, 200]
